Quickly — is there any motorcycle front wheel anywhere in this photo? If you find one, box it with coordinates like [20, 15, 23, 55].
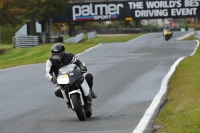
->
[165, 36, 169, 41]
[71, 94, 86, 121]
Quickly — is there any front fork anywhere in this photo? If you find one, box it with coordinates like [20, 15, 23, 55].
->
[61, 87, 84, 109]
[60, 78, 92, 109]
[60, 88, 69, 102]
[69, 89, 84, 109]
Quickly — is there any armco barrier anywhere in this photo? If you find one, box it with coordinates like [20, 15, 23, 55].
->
[14, 35, 39, 48]
[87, 31, 97, 39]
[194, 30, 200, 39]
[64, 33, 84, 43]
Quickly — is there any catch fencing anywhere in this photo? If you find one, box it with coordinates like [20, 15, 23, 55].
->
[14, 36, 39, 48]
[194, 30, 200, 39]
[64, 33, 84, 43]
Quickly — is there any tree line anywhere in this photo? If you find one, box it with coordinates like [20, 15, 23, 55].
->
[0, 0, 69, 35]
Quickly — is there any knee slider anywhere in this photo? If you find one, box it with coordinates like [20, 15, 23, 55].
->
[55, 89, 63, 98]
[85, 73, 93, 81]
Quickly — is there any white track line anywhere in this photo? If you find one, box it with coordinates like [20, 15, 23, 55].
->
[132, 40, 199, 133]
[177, 32, 194, 40]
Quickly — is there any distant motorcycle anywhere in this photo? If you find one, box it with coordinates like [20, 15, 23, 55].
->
[163, 30, 172, 41]
[57, 64, 92, 121]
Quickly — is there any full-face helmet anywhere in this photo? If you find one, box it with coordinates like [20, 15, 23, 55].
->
[51, 43, 65, 60]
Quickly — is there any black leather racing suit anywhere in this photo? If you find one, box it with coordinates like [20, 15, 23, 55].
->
[45, 52, 94, 98]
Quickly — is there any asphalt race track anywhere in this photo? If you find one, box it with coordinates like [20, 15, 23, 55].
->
[0, 31, 198, 133]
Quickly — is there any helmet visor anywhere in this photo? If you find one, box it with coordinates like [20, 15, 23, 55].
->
[52, 53, 62, 60]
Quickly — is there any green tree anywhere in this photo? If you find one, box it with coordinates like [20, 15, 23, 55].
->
[16, 0, 69, 35]
[0, 0, 69, 35]
[0, 0, 23, 26]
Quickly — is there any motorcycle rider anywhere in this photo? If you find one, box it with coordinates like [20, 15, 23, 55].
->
[45, 43, 97, 106]
[163, 25, 173, 37]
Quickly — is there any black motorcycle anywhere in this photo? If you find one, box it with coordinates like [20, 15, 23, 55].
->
[57, 64, 92, 121]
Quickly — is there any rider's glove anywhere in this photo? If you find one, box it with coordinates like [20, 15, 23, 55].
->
[51, 76, 57, 84]
[80, 66, 87, 73]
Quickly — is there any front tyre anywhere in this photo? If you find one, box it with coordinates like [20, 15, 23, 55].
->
[71, 94, 86, 121]
[165, 36, 169, 41]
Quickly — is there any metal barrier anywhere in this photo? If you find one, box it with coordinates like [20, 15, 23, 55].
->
[194, 30, 200, 39]
[87, 31, 97, 39]
[14, 35, 39, 48]
[64, 33, 84, 43]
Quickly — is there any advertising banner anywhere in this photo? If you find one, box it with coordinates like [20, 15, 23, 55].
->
[53, 0, 200, 22]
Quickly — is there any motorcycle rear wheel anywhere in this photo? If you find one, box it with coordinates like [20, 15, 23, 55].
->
[71, 94, 86, 121]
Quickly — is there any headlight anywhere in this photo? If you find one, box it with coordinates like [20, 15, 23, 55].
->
[57, 74, 69, 84]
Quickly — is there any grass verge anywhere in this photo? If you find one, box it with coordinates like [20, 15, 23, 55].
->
[153, 35, 200, 133]
[0, 34, 143, 69]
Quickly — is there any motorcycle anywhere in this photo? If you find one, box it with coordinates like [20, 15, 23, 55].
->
[163, 30, 171, 41]
[57, 64, 92, 121]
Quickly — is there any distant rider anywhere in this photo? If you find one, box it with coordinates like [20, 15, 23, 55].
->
[45, 43, 97, 106]
[163, 25, 173, 37]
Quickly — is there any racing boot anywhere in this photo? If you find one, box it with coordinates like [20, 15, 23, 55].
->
[91, 90, 97, 99]
[55, 85, 71, 108]
[89, 82, 97, 99]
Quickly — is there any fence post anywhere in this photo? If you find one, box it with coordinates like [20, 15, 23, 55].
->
[12, 37, 15, 48]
